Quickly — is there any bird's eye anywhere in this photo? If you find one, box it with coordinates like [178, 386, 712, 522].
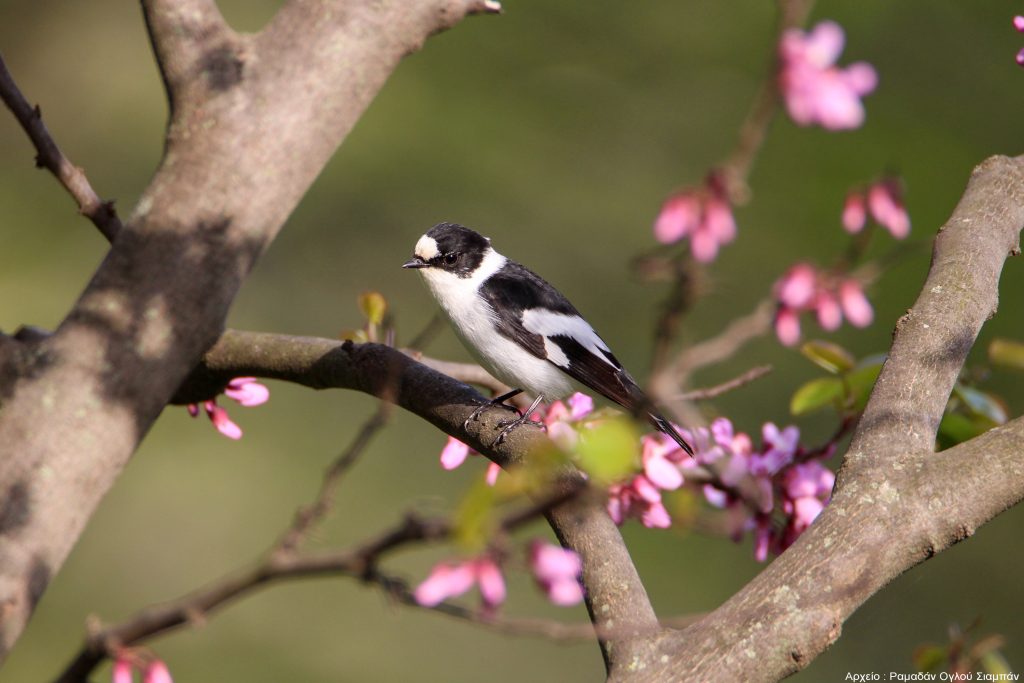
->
[443, 252, 459, 266]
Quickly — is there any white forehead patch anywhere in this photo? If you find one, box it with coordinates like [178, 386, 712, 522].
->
[415, 235, 440, 261]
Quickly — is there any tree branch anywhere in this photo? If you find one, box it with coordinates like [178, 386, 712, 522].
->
[170, 329, 661, 674]
[845, 154, 1024, 468]
[0, 0, 498, 661]
[55, 482, 582, 682]
[616, 155, 1024, 682]
[0, 54, 122, 241]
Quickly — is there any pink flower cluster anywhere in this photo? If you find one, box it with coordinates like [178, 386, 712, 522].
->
[772, 263, 873, 346]
[1015, 16, 1024, 66]
[606, 417, 834, 562]
[653, 177, 737, 262]
[413, 540, 583, 611]
[186, 377, 269, 439]
[842, 178, 910, 239]
[113, 657, 173, 683]
[439, 392, 594, 485]
[414, 555, 506, 613]
[528, 540, 585, 606]
[693, 420, 834, 561]
[779, 20, 878, 130]
[606, 428, 694, 529]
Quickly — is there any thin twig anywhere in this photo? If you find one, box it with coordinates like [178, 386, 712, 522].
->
[674, 365, 772, 401]
[647, 0, 815, 380]
[275, 403, 394, 554]
[0, 54, 121, 242]
[55, 480, 587, 682]
[717, 0, 816, 205]
[651, 298, 775, 406]
[406, 312, 446, 350]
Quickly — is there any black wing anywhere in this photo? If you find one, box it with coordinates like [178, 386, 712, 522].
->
[478, 260, 582, 360]
[479, 261, 693, 454]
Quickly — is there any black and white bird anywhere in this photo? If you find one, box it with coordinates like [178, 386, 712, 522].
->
[403, 222, 693, 455]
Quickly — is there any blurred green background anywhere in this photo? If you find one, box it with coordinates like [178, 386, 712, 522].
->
[2, 1, 1022, 681]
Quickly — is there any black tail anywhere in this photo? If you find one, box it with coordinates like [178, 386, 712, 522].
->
[648, 413, 694, 456]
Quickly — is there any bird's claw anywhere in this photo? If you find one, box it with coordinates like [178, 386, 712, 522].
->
[493, 415, 544, 445]
[463, 399, 520, 431]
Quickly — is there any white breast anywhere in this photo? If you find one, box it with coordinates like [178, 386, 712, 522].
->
[417, 249, 574, 399]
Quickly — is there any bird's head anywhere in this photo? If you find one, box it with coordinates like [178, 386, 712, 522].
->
[402, 222, 493, 279]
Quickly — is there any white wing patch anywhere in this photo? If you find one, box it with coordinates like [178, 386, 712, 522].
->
[521, 309, 617, 368]
[542, 337, 570, 368]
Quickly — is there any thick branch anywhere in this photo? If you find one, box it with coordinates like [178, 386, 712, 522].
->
[173, 330, 661, 673]
[846, 155, 1024, 467]
[0, 0, 497, 661]
[617, 155, 1024, 682]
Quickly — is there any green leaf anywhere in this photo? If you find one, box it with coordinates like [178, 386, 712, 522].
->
[912, 645, 947, 673]
[358, 291, 388, 326]
[453, 480, 498, 553]
[844, 361, 884, 412]
[953, 384, 1008, 424]
[978, 648, 1012, 676]
[790, 377, 844, 415]
[989, 337, 1024, 371]
[800, 340, 856, 374]
[574, 418, 639, 485]
[937, 412, 996, 449]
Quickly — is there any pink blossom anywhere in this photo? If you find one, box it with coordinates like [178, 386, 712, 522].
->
[113, 659, 134, 683]
[640, 433, 686, 490]
[776, 263, 816, 309]
[841, 191, 867, 233]
[653, 179, 737, 262]
[779, 20, 878, 130]
[839, 280, 873, 327]
[607, 475, 672, 529]
[485, 462, 501, 486]
[143, 661, 173, 683]
[414, 556, 506, 610]
[780, 461, 835, 544]
[568, 392, 594, 420]
[223, 377, 270, 406]
[695, 420, 837, 560]
[1015, 16, 1024, 66]
[208, 403, 242, 439]
[475, 558, 507, 608]
[843, 179, 909, 239]
[437, 435, 505, 485]
[529, 540, 584, 606]
[774, 307, 802, 347]
[752, 517, 773, 562]
[866, 180, 910, 238]
[440, 436, 471, 470]
[772, 263, 874, 345]
[654, 193, 701, 244]
[186, 377, 269, 439]
[814, 290, 842, 331]
[751, 423, 799, 475]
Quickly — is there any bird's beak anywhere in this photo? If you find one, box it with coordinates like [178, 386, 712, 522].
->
[402, 256, 429, 269]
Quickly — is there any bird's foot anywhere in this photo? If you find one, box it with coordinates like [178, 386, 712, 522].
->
[493, 413, 542, 445]
[463, 389, 523, 431]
